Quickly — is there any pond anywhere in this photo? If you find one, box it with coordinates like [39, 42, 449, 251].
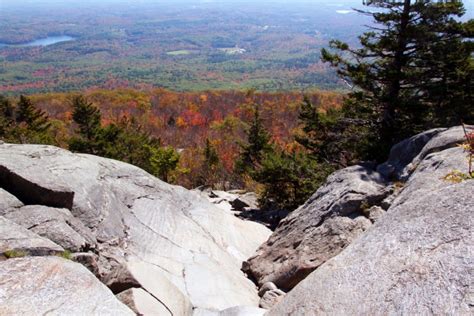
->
[0, 36, 75, 48]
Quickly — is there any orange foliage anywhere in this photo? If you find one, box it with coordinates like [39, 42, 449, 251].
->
[29, 88, 343, 187]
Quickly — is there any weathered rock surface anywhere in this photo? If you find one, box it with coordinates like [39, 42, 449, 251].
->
[116, 288, 171, 316]
[106, 258, 193, 315]
[197, 189, 290, 230]
[243, 165, 387, 291]
[364, 205, 385, 223]
[400, 125, 471, 180]
[0, 144, 271, 313]
[258, 282, 278, 297]
[230, 192, 259, 211]
[0, 256, 133, 315]
[0, 216, 64, 256]
[4, 205, 95, 252]
[71, 252, 100, 276]
[269, 133, 473, 314]
[0, 188, 22, 214]
[377, 128, 445, 179]
[259, 289, 285, 309]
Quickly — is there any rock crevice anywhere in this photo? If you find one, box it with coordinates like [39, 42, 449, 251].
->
[0, 165, 74, 210]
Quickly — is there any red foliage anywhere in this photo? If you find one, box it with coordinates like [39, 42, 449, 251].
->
[29, 88, 343, 186]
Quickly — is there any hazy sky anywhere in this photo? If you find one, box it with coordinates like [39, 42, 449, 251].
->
[0, 0, 472, 17]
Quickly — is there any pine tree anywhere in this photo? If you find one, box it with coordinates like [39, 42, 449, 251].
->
[200, 138, 220, 186]
[235, 103, 272, 174]
[204, 138, 219, 168]
[68, 96, 181, 183]
[0, 95, 14, 138]
[100, 116, 162, 171]
[414, 4, 473, 126]
[69, 95, 102, 154]
[13, 95, 52, 144]
[16, 95, 51, 133]
[71, 95, 101, 141]
[322, 0, 473, 159]
[253, 149, 331, 212]
[147, 145, 180, 183]
[295, 96, 344, 163]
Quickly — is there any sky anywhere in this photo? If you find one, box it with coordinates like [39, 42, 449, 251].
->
[0, 0, 472, 17]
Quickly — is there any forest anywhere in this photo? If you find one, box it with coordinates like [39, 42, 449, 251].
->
[0, 89, 342, 189]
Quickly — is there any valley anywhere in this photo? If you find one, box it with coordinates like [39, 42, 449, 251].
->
[0, 0, 369, 94]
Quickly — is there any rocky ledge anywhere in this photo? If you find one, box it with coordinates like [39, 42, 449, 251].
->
[0, 144, 271, 315]
[242, 125, 473, 314]
[0, 126, 472, 315]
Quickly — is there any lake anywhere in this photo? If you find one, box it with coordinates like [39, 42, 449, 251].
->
[0, 36, 75, 48]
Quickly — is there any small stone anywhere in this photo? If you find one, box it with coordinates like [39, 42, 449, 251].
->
[367, 206, 385, 222]
[71, 252, 100, 277]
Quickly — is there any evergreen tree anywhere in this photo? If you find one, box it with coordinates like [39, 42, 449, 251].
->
[147, 145, 180, 182]
[322, 0, 473, 159]
[295, 96, 343, 164]
[16, 95, 51, 134]
[200, 138, 220, 186]
[68, 95, 181, 183]
[253, 149, 331, 211]
[296, 96, 366, 167]
[14, 95, 52, 144]
[69, 95, 102, 154]
[235, 103, 272, 174]
[204, 138, 219, 168]
[100, 116, 163, 172]
[0, 95, 14, 139]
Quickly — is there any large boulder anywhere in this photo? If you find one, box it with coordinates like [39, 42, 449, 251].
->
[243, 165, 387, 291]
[400, 125, 471, 180]
[0, 144, 271, 313]
[378, 125, 471, 181]
[376, 128, 445, 179]
[270, 140, 473, 314]
[0, 256, 133, 315]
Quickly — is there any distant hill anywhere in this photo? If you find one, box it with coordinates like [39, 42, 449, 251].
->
[0, 1, 370, 94]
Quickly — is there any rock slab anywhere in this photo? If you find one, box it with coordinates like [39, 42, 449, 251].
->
[0, 216, 64, 256]
[243, 165, 387, 291]
[0, 144, 272, 313]
[269, 131, 474, 315]
[0, 256, 133, 315]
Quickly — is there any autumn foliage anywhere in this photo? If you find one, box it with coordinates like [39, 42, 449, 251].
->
[23, 88, 343, 188]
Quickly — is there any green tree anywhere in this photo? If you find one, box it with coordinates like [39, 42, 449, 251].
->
[253, 149, 331, 211]
[295, 96, 347, 164]
[200, 138, 220, 186]
[69, 95, 102, 154]
[16, 95, 51, 133]
[204, 138, 219, 168]
[14, 95, 52, 143]
[98, 116, 161, 171]
[147, 145, 180, 182]
[68, 95, 181, 183]
[322, 0, 473, 160]
[0, 95, 14, 139]
[235, 104, 272, 174]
